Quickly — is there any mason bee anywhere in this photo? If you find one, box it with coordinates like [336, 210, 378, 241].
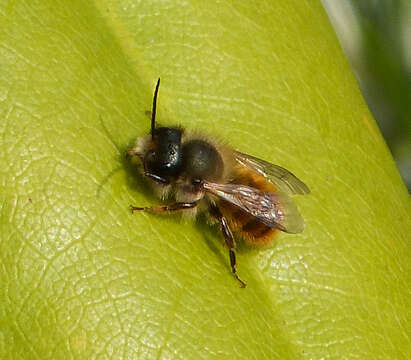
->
[127, 79, 309, 287]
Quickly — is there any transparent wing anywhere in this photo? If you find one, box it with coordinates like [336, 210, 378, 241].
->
[235, 151, 310, 195]
[203, 181, 305, 233]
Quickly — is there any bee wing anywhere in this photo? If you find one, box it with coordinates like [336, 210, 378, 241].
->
[235, 151, 310, 195]
[202, 181, 305, 233]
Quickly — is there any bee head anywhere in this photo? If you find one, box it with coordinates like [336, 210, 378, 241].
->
[127, 78, 183, 184]
[143, 126, 183, 180]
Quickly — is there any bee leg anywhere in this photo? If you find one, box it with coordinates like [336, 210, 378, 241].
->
[223, 219, 247, 288]
[210, 205, 247, 288]
[130, 201, 197, 213]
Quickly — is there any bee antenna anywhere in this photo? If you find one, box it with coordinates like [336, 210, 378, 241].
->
[151, 78, 160, 139]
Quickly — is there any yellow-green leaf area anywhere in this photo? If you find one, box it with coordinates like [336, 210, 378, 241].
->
[0, 0, 410, 359]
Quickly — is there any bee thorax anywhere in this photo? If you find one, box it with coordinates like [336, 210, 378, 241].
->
[182, 140, 224, 182]
[175, 178, 205, 203]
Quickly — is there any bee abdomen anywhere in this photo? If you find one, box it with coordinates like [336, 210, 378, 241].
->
[221, 200, 277, 247]
[241, 218, 271, 237]
[234, 212, 276, 246]
[221, 166, 279, 246]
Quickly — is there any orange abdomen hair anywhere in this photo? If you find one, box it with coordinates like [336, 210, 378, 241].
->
[219, 167, 278, 247]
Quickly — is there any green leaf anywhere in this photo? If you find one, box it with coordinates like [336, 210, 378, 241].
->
[1, 0, 410, 359]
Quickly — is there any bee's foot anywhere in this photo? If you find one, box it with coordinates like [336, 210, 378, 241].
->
[235, 274, 247, 288]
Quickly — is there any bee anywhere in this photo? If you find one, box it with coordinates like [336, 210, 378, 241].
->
[127, 79, 309, 288]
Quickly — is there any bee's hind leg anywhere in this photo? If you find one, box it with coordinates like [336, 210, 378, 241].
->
[210, 204, 247, 288]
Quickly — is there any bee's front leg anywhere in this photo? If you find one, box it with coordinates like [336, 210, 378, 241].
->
[130, 201, 197, 213]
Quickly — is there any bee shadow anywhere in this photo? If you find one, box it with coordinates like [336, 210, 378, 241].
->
[196, 217, 228, 266]
[196, 214, 262, 275]
[96, 145, 153, 201]
[95, 113, 156, 202]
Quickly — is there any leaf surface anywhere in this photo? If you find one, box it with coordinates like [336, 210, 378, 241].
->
[0, 1, 410, 359]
